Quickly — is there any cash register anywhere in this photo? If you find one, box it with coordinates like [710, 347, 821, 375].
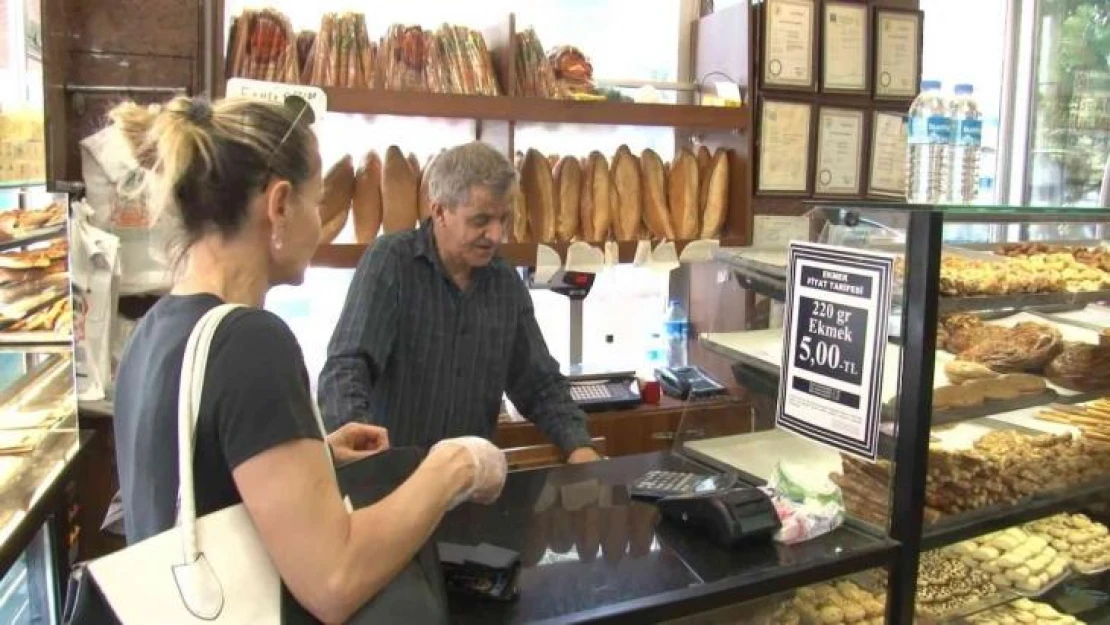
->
[566, 371, 642, 412]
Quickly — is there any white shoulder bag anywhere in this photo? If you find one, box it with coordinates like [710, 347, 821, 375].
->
[85, 303, 333, 623]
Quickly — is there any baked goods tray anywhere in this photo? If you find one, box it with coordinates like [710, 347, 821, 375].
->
[0, 223, 65, 254]
[1008, 569, 1072, 598]
[0, 331, 72, 347]
[939, 289, 1110, 314]
[921, 591, 1020, 624]
[887, 390, 1061, 427]
[1073, 562, 1110, 576]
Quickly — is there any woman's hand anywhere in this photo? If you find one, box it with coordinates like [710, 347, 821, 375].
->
[327, 423, 390, 466]
[428, 436, 507, 509]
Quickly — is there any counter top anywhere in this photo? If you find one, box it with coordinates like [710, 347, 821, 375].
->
[439, 452, 897, 624]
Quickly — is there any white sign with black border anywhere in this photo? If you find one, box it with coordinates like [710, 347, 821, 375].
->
[776, 242, 895, 461]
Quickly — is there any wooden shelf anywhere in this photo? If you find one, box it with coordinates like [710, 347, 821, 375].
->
[313, 237, 748, 269]
[323, 87, 749, 131]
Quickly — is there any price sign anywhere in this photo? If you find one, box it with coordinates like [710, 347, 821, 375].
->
[776, 242, 894, 461]
[225, 78, 328, 121]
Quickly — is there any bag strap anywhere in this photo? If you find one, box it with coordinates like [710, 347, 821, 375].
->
[175, 304, 335, 562]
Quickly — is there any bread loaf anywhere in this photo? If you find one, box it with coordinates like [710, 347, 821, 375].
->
[509, 184, 530, 243]
[580, 152, 611, 242]
[521, 149, 557, 243]
[669, 148, 699, 239]
[696, 145, 712, 211]
[547, 154, 560, 171]
[418, 152, 437, 221]
[553, 157, 582, 242]
[319, 206, 349, 244]
[406, 153, 421, 176]
[351, 150, 383, 244]
[381, 146, 419, 233]
[611, 146, 642, 241]
[319, 155, 355, 225]
[700, 149, 730, 238]
[640, 149, 675, 240]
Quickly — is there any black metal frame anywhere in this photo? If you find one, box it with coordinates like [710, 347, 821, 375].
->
[884, 210, 943, 624]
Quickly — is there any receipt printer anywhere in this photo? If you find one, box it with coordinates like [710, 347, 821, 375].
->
[656, 487, 781, 548]
[437, 542, 520, 602]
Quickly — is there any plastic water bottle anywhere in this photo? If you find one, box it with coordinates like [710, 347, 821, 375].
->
[663, 300, 689, 368]
[947, 83, 983, 204]
[645, 332, 665, 369]
[906, 80, 952, 203]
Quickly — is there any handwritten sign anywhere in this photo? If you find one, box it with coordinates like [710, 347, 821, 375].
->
[225, 78, 328, 121]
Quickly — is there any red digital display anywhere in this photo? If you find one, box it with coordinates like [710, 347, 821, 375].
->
[573, 274, 589, 286]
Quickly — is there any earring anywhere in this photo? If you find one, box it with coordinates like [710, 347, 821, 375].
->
[272, 234, 283, 251]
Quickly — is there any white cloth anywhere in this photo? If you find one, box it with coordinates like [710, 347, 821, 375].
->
[71, 200, 121, 402]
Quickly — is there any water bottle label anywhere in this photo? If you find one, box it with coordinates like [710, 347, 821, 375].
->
[956, 119, 982, 146]
[908, 115, 953, 145]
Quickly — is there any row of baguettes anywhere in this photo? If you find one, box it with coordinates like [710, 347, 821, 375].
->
[315, 144, 732, 246]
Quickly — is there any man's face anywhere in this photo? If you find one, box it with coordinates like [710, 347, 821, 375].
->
[435, 185, 509, 269]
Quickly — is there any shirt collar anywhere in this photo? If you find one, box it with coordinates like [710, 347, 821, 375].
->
[414, 221, 497, 287]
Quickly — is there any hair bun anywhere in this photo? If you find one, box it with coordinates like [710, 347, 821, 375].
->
[185, 98, 213, 124]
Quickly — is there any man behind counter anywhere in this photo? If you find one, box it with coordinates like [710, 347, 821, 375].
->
[319, 141, 601, 463]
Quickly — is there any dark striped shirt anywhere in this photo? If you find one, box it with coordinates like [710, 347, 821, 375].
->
[318, 224, 593, 453]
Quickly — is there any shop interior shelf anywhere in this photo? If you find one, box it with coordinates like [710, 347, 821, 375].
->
[0, 224, 64, 254]
[313, 237, 747, 269]
[920, 480, 1109, 552]
[323, 87, 750, 130]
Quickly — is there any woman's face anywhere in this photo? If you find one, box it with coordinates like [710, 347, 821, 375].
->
[269, 148, 322, 286]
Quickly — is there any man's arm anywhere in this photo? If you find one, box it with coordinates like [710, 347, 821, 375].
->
[504, 282, 597, 459]
[318, 242, 399, 431]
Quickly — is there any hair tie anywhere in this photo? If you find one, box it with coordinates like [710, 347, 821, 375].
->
[186, 99, 213, 124]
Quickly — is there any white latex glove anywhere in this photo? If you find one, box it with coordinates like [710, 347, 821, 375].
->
[431, 436, 507, 510]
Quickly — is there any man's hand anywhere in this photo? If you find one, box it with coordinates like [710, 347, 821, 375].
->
[566, 447, 602, 464]
[327, 423, 390, 466]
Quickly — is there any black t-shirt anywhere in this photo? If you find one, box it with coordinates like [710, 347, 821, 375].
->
[113, 293, 322, 545]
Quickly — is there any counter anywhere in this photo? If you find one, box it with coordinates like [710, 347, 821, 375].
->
[439, 452, 898, 624]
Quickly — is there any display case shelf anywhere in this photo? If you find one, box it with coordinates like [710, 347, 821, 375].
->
[313, 238, 748, 269]
[324, 87, 751, 130]
[0, 224, 64, 254]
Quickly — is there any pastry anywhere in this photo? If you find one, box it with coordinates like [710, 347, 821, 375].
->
[945, 360, 1000, 385]
[968, 377, 1022, 400]
[934, 384, 985, 410]
[960, 322, 1063, 373]
[1045, 342, 1110, 392]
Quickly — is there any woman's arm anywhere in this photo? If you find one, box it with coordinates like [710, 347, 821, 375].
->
[233, 439, 472, 623]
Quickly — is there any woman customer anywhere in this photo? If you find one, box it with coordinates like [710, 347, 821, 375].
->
[110, 95, 507, 623]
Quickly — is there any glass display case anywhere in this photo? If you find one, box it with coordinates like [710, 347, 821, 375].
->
[667, 201, 1110, 622]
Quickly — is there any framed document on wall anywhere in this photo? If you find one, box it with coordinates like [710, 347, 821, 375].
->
[761, 0, 818, 91]
[815, 107, 865, 196]
[868, 110, 908, 198]
[758, 99, 815, 195]
[821, 1, 870, 94]
[874, 9, 922, 100]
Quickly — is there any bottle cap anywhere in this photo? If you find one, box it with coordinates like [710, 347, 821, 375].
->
[954, 84, 974, 95]
[921, 80, 942, 91]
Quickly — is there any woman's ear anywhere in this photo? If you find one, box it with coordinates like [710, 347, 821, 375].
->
[264, 178, 294, 225]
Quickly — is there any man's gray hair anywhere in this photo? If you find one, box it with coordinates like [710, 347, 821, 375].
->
[427, 141, 517, 208]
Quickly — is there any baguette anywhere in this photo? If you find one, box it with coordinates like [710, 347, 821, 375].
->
[319, 155, 355, 225]
[640, 149, 675, 240]
[611, 146, 642, 241]
[581, 152, 611, 243]
[547, 154, 560, 171]
[696, 145, 713, 214]
[521, 149, 557, 243]
[381, 146, 419, 233]
[700, 149, 730, 239]
[509, 184, 530, 243]
[668, 148, 699, 240]
[407, 152, 421, 176]
[418, 152, 437, 221]
[319, 205, 349, 244]
[552, 157, 582, 242]
[351, 150, 383, 244]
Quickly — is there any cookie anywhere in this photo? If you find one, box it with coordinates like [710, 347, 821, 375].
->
[999, 373, 1048, 394]
[935, 384, 986, 410]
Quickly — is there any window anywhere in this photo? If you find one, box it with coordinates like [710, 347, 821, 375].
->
[1025, 0, 1109, 207]
[919, 0, 1009, 204]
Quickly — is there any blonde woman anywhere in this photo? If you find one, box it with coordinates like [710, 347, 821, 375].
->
[110, 96, 506, 623]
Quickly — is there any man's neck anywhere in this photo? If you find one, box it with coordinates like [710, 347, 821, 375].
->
[430, 226, 472, 290]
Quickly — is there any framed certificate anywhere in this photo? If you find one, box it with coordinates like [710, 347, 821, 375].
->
[821, 1, 870, 93]
[874, 9, 922, 100]
[762, 0, 818, 91]
[758, 99, 814, 195]
[815, 107, 865, 196]
[868, 110, 908, 198]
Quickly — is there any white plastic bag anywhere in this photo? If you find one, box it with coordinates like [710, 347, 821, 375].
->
[70, 199, 121, 401]
[766, 461, 845, 545]
[79, 123, 174, 296]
